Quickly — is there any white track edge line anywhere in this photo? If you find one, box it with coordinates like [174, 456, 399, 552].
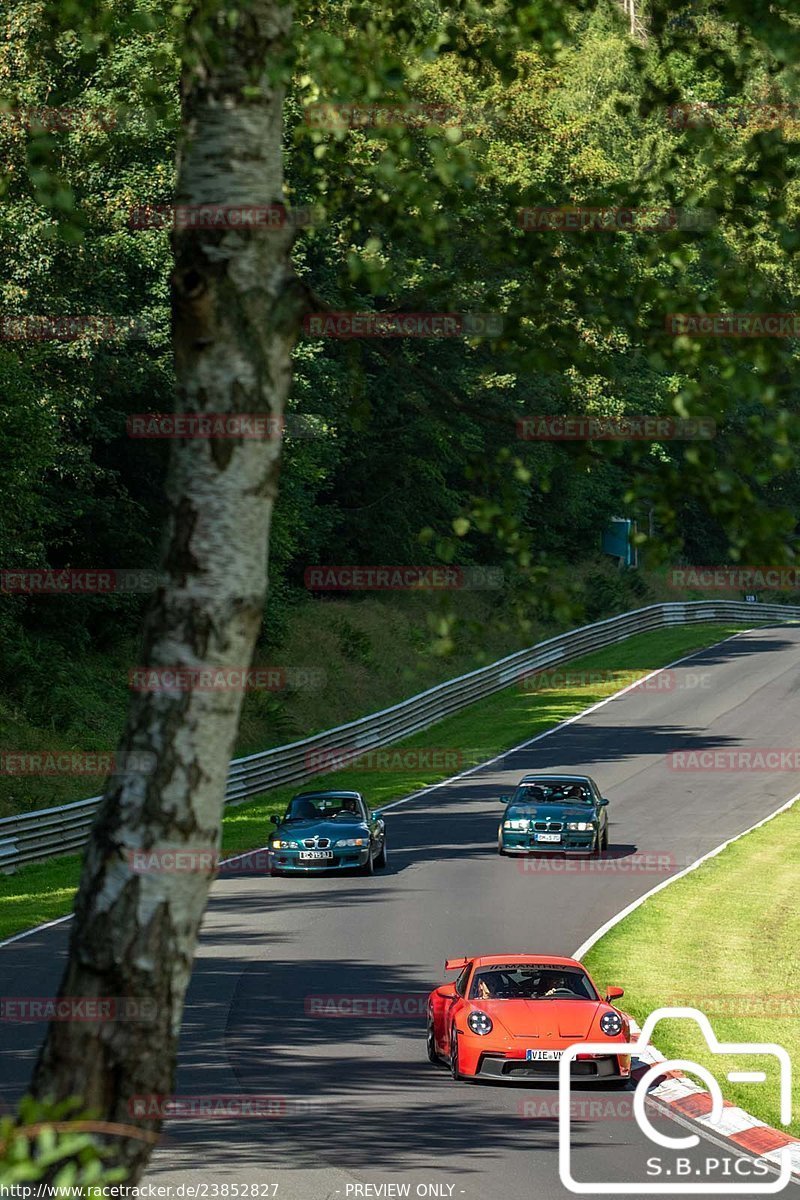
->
[573, 784, 800, 961]
[379, 627, 751, 812]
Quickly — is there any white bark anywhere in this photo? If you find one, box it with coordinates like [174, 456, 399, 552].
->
[31, 0, 303, 1179]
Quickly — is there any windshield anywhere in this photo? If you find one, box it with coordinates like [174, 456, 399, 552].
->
[469, 965, 598, 1001]
[513, 781, 593, 805]
[285, 795, 363, 821]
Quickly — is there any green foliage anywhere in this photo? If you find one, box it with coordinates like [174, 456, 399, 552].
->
[0, 1097, 125, 1190]
[1, 0, 799, 738]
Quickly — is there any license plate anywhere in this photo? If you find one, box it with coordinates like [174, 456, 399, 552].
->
[536, 833, 561, 843]
[526, 1049, 563, 1061]
[298, 850, 334, 861]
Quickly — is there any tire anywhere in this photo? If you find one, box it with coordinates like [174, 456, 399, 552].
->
[450, 1028, 461, 1080]
[374, 838, 387, 869]
[607, 1078, 630, 1090]
[590, 831, 602, 858]
[269, 867, 283, 878]
[601, 824, 609, 851]
[426, 1012, 439, 1063]
[359, 847, 375, 876]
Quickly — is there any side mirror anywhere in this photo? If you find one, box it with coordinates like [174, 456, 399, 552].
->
[599, 797, 609, 806]
[500, 795, 511, 804]
[372, 809, 384, 821]
[270, 814, 280, 825]
[438, 983, 457, 998]
[606, 986, 624, 1001]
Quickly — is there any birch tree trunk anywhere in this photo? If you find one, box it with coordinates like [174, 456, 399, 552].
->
[30, 0, 302, 1179]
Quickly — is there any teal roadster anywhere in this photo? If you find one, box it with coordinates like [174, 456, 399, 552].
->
[269, 789, 387, 876]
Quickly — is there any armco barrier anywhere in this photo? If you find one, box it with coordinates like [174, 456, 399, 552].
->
[1, 601, 797, 871]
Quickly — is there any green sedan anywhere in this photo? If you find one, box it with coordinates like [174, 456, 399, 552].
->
[497, 773, 610, 856]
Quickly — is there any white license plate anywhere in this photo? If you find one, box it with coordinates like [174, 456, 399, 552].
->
[536, 833, 561, 843]
[298, 850, 334, 861]
[526, 1049, 563, 1061]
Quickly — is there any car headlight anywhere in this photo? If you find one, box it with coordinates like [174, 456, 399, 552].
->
[335, 838, 365, 847]
[503, 819, 527, 830]
[600, 1012, 623, 1036]
[271, 840, 295, 849]
[467, 1011, 493, 1036]
[567, 821, 595, 831]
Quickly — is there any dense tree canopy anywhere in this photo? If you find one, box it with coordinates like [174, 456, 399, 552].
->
[1, 0, 799, 687]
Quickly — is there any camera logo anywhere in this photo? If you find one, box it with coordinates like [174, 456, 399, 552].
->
[558, 1007, 793, 1193]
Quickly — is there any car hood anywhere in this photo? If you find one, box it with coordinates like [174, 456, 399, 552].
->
[518, 805, 596, 822]
[474, 999, 605, 1038]
[275, 818, 369, 839]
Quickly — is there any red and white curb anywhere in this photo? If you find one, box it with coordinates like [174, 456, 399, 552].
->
[627, 1017, 800, 1177]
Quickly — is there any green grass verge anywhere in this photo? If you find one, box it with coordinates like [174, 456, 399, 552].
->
[0, 622, 747, 944]
[585, 800, 800, 1135]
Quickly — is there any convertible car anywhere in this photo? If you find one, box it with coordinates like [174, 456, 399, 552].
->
[269, 789, 387, 876]
[498, 773, 610, 856]
[426, 954, 630, 1083]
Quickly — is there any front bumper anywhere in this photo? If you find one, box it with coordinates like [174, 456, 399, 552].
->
[500, 836, 597, 854]
[269, 847, 370, 872]
[456, 1032, 631, 1080]
[475, 1052, 629, 1081]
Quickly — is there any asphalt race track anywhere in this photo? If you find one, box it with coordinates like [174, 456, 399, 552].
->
[3, 625, 800, 1199]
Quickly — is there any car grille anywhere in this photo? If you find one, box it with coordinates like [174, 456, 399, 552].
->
[503, 1060, 599, 1077]
[533, 821, 563, 832]
[303, 838, 331, 849]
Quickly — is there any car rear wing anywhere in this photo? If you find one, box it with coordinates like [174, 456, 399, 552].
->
[445, 957, 470, 971]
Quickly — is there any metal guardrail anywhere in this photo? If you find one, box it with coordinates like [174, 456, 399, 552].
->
[2, 600, 798, 871]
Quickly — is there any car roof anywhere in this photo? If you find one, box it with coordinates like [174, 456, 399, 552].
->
[518, 774, 593, 784]
[291, 787, 362, 796]
[292, 790, 363, 801]
[471, 954, 584, 969]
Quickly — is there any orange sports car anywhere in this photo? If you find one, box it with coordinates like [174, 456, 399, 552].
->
[426, 953, 631, 1083]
